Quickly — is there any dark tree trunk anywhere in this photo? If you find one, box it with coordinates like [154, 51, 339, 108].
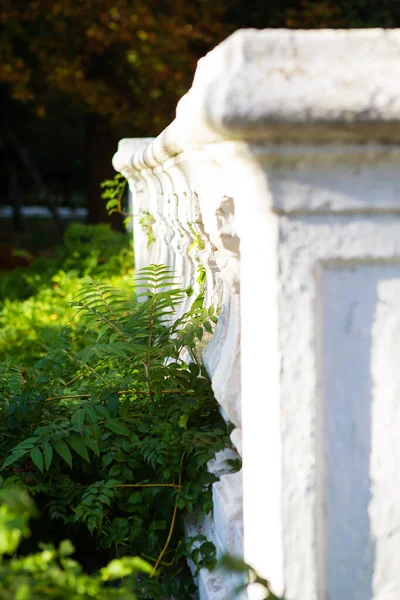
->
[84, 114, 123, 230]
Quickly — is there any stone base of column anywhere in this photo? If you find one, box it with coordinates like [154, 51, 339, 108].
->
[185, 449, 244, 599]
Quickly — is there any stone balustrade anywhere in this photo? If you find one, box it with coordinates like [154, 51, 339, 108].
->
[113, 125, 243, 600]
[113, 29, 400, 600]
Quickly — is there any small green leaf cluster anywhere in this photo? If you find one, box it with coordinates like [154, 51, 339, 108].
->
[100, 173, 132, 232]
[138, 211, 156, 248]
[0, 359, 26, 395]
[75, 479, 117, 533]
[101, 174, 127, 214]
[101, 174, 131, 229]
[0, 263, 231, 598]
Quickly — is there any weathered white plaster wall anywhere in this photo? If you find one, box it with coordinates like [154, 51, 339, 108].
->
[114, 28, 400, 600]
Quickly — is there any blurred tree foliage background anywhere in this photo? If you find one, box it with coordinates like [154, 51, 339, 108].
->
[1, 0, 400, 235]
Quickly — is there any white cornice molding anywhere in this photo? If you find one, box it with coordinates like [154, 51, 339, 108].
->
[176, 28, 400, 144]
[112, 137, 155, 179]
[114, 28, 400, 177]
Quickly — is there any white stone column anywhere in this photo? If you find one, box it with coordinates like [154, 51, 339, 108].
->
[114, 28, 400, 600]
[179, 28, 400, 600]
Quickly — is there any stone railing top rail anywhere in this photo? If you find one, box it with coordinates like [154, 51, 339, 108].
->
[114, 27, 400, 174]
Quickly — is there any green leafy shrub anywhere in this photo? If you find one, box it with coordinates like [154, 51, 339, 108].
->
[0, 263, 231, 598]
[0, 223, 133, 366]
[0, 486, 150, 599]
[0, 222, 133, 304]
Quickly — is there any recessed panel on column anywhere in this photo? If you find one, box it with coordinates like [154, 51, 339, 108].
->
[319, 265, 400, 600]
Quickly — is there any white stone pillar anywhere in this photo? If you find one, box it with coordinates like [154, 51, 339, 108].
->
[179, 28, 400, 600]
[114, 28, 400, 600]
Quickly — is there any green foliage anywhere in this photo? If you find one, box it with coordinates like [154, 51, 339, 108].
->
[101, 175, 127, 215]
[62, 223, 133, 277]
[0, 261, 230, 598]
[1, 0, 231, 134]
[0, 223, 133, 366]
[0, 486, 150, 599]
[101, 175, 130, 229]
[101, 175, 157, 239]
[0, 487, 37, 556]
[0, 222, 132, 303]
[139, 211, 156, 248]
[218, 555, 284, 599]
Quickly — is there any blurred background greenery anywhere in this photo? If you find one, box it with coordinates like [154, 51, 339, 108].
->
[1, 0, 400, 259]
